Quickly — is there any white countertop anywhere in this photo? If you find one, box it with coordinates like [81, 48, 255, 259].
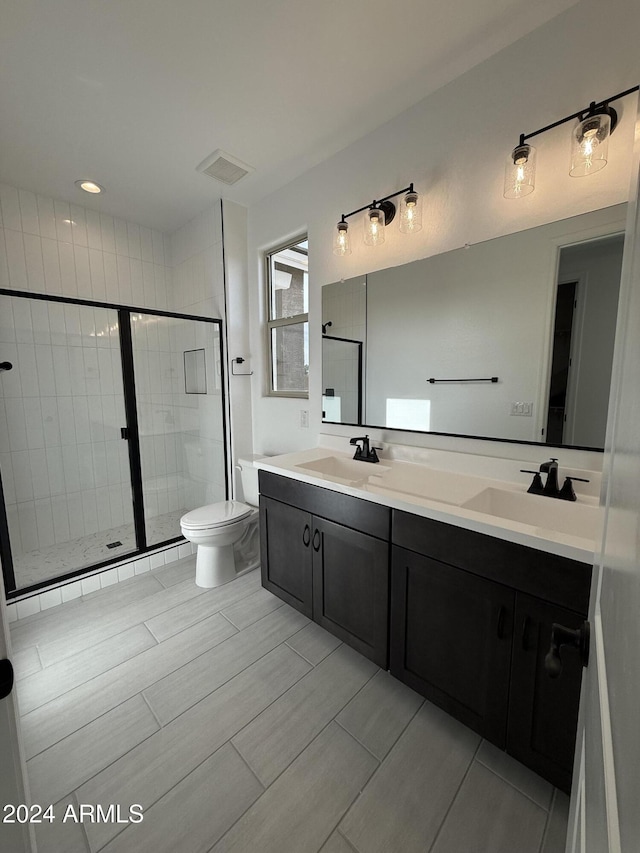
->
[256, 443, 602, 564]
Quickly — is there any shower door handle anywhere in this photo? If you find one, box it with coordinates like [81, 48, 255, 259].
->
[121, 427, 130, 440]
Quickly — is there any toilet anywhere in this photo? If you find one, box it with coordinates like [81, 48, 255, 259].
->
[180, 456, 263, 588]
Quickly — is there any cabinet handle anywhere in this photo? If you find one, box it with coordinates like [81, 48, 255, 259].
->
[497, 605, 507, 639]
[302, 524, 311, 547]
[312, 529, 321, 552]
[521, 615, 531, 651]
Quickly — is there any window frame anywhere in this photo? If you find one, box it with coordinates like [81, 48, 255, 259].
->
[264, 235, 309, 398]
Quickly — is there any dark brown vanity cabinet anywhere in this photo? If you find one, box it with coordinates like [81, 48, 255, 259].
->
[508, 594, 586, 792]
[390, 510, 592, 792]
[390, 546, 515, 747]
[260, 496, 314, 618]
[259, 471, 391, 667]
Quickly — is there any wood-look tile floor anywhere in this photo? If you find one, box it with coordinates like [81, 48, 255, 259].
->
[10, 560, 570, 853]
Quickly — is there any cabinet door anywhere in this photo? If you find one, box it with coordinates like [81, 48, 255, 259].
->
[312, 517, 389, 667]
[508, 593, 585, 793]
[260, 497, 313, 618]
[390, 546, 514, 746]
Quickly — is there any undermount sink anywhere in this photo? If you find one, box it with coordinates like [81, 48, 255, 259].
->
[462, 487, 602, 540]
[296, 455, 390, 483]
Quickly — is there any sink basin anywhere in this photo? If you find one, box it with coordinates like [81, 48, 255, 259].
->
[366, 463, 486, 506]
[462, 487, 602, 540]
[296, 455, 390, 483]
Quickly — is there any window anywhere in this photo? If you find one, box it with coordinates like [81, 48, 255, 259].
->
[265, 236, 309, 396]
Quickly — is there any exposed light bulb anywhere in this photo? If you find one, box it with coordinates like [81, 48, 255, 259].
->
[364, 208, 385, 246]
[399, 190, 423, 233]
[504, 144, 536, 199]
[570, 112, 611, 177]
[333, 220, 351, 256]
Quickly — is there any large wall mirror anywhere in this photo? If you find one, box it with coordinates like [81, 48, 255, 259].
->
[322, 203, 627, 450]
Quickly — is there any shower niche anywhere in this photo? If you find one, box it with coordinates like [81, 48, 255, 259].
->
[0, 291, 227, 598]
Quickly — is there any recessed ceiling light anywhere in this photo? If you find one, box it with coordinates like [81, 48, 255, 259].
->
[75, 180, 105, 194]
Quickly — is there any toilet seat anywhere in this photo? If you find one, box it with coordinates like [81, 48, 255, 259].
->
[180, 500, 253, 531]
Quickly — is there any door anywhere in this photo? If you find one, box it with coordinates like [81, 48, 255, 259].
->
[0, 588, 34, 852]
[390, 546, 514, 746]
[568, 114, 640, 852]
[0, 297, 137, 594]
[260, 497, 313, 617]
[508, 593, 585, 793]
[312, 516, 388, 667]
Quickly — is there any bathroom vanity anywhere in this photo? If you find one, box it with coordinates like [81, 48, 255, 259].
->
[257, 445, 599, 792]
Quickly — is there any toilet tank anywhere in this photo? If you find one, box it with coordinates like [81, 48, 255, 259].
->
[237, 455, 266, 507]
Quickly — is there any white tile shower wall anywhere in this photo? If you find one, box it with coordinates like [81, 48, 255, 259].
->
[170, 203, 224, 319]
[0, 182, 173, 561]
[0, 184, 172, 309]
[0, 297, 133, 556]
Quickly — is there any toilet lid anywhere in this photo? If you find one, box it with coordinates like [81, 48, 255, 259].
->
[180, 500, 253, 530]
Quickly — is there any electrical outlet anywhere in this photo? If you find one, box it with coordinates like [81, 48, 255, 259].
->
[300, 409, 309, 428]
[510, 402, 533, 416]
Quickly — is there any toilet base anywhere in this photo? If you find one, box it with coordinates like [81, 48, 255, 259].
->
[194, 542, 260, 588]
[195, 543, 236, 588]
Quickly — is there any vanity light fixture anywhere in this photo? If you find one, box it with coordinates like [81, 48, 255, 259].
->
[504, 85, 639, 199]
[75, 179, 105, 194]
[333, 183, 421, 255]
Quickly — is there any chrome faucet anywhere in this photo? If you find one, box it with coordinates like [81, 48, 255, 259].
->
[520, 458, 590, 501]
[349, 435, 380, 463]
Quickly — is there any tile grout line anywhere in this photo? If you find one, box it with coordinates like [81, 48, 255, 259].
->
[426, 736, 483, 853]
[474, 754, 554, 813]
[333, 717, 383, 765]
[537, 787, 559, 853]
[214, 715, 379, 853]
[140, 690, 163, 731]
[16, 625, 161, 716]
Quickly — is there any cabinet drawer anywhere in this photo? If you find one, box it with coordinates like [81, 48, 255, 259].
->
[392, 509, 591, 612]
[259, 471, 390, 540]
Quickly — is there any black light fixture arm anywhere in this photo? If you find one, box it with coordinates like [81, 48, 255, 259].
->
[339, 183, 415, 224]
[517, 84, 639, 146]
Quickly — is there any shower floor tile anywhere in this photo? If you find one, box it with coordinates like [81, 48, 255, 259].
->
[12, 509, 188, 590]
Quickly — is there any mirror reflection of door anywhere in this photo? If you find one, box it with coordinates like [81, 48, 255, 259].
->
[546, 280, 577, 444]
[322, 336, 363, 424]
[546, 234, 624, 447]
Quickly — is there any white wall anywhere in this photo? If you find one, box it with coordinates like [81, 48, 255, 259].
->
[247, 0, 640, 466]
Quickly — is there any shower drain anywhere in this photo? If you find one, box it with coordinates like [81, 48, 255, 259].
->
[106, 541, 123, 549]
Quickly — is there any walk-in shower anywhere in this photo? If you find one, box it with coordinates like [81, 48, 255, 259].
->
[0, 290, 227, 597]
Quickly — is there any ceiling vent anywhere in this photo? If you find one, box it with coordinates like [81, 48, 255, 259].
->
[196, 149, 254, 185]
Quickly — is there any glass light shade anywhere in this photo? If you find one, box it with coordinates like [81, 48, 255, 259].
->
[364, 207, 385, 246]
[399, 191, 423, 233]
[503, 144, 536, 199]
[333, 221, 351, 256]
[570, 112, 610, 177]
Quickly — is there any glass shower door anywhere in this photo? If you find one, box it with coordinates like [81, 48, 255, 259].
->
[0, 294, 136, 591]
[129, 312, 226, 548]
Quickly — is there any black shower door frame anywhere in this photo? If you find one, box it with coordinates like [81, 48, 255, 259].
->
[0, 289, 229, 600]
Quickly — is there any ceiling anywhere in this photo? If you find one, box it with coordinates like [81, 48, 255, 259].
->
[0, 0, 576, 234]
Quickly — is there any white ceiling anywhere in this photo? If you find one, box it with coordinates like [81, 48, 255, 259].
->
[0, 0, 575, 234]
